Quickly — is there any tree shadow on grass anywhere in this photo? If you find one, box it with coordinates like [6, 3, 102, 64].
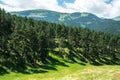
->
[13, 63, 58, 74]
[0, 66, 9, 75]
[21, 69, 47, 74]
[0, 62, 51, 75]
[47, 55, 69, 67]
[99, 58, 120, 65]
[14, 57, 69, 74]
[39, 65, 57, 70]
[0, 54, 69, 75]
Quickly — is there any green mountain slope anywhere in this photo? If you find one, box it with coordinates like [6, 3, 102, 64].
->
[11, 9, 120, 34]
[10, 9, 101, 26]
[1, 8, 120, 79]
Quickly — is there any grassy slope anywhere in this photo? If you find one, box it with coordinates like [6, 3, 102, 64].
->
[0, 54, 120, 80]
[0, 64, 120, 80]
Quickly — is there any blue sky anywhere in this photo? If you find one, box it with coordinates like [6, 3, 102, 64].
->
[105, 0, 113, 3]
[0, 0, 120, 18]
[58, 0, 113, 5]
[58, 0, 75, 6]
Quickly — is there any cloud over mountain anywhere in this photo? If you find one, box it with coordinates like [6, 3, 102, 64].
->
[0, 0, 120, 18]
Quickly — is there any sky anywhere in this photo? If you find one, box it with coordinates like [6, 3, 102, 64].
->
[0, 0, 120, 18]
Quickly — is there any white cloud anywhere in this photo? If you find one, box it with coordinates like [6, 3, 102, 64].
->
[64, 0, 113, 18]
[64, 0, 120, 18]
[109, 0, 120, 17]
[0, 0, 66, 12]
[0, 0, 120, 18]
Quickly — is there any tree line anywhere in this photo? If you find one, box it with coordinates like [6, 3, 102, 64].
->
[0, 8, 120, 70]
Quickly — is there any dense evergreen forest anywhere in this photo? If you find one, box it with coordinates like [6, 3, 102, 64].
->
[0, 8, 120, 72]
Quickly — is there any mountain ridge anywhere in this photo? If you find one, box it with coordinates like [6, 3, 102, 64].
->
[10, 9, 120, 34]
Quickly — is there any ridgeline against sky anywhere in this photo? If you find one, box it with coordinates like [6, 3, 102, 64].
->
[0, 0, 120, 18]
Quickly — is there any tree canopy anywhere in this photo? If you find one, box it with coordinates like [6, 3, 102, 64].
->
[0, 8, 120, 72]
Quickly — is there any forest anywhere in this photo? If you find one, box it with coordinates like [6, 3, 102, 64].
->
[0, 8, 120, 75]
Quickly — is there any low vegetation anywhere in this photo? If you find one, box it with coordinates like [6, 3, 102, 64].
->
[0, 61, 120, 80]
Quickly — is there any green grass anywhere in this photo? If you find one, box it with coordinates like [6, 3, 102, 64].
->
[0, 53, 120, 80]
[0, 62, 120, 80]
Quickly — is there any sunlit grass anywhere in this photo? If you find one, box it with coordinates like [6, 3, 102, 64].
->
[0, 63, 120, 80]
[0, 52, 120, 80]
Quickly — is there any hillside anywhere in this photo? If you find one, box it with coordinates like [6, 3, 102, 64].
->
[0, 8, 120, 80]
[11, 9, 120, 34]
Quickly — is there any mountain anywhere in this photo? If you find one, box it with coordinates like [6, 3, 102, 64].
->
[113, 16, 120, 21]
[11, 9, 120, 35]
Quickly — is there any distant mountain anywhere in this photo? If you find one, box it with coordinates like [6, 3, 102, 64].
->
[11, 9, 120, 34]
[113, 16, 120, 21]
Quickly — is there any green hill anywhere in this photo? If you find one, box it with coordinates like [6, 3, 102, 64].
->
[11, 9, 120, 34]
[0, 8, 120, 80]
